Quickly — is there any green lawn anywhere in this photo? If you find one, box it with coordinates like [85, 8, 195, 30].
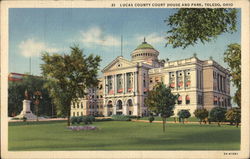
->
[140, 116, 199, 122]
[9, 121, 240, 150]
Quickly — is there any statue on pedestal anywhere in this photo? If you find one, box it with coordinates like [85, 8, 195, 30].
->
[14, 90, 37, 120]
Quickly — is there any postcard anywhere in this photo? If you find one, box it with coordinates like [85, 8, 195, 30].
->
[1, 0, 249, 158]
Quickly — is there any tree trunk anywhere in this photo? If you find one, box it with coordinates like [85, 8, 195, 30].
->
[199, 119, 201, 125]
[67, 101, 71, 126]
[218, 122, 220, 127]
[162, 117, 166, 132]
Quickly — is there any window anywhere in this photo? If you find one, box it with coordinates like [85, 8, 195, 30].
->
[77, 103, 79, 108]
[214, 96, 218, 105]
[73, 102, 75, 108]
[198, 95, 203, 105]
[77, 112, 79, 116]
[81, 103, 83, 108]
[100, 95, 103, 98]
[150, 78, 153, 83]
[129, 111, 132, 115]
[117, 74, 123, 93]
[81, 112, 83, 116]
[186, 95, 190, 105]
[178, 96, 182, 105]
[73, 112, 75, 117]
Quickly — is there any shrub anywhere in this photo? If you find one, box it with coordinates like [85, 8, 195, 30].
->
[95, 118, 114, 122]
[88, 115, 95, 124]
[194, 108, 209, 125]
[127, 115, 138, 119]
[70, 116, 77, 125]
[76, 116, 83, 124]
[210, 107, 226, 127]
[225, 107, 241, 127]
[111, 115, 131, 121]
[148, 116, 155, 123]
[178, 110, 191, 124]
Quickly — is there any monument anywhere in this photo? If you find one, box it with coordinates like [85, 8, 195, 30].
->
[14, 90, 37, 120]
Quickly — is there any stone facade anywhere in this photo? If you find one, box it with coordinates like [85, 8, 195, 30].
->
[71, 40, 231, 117]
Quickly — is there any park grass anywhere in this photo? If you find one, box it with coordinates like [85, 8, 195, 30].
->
[9, 121, 240, 151]
[140, 116, 199, 122]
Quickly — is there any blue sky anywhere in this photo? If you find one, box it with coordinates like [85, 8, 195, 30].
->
[9, 8, 241, 101]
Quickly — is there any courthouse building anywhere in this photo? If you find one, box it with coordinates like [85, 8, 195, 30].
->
[71, 39, 231, 117]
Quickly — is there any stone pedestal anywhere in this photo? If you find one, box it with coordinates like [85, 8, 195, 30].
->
[15, 100, 37, 120]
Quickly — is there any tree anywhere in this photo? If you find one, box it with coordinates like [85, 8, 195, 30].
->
[209, 107, 226, 127]
[225, 107, 241, 127]
[41, 46, 101, 126]
[165, 9, 237, 48]
[145, 82, 178, 132]
[224, 43, 241, 107]
[8, 75, 53, 117]
[194, 108, 209, 125]
[177, 110, 191, 124]
[43, 80, 68, 117]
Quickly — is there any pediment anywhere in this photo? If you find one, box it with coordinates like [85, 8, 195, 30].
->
[102, 56, 136, 73]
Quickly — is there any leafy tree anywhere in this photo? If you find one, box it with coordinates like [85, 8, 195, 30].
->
[224, 43, 241, 107]
[145, 82, 178, 132]
[43, 80, 68, 117]
[194, 108, 209, 125]
[8, 75, 53, 117]
[209, 107, 227, 127]
[165, 8, 237, 48]
[225, 107, 241, 127]
[41, 46, 101, 126]
[177, 110, 191, 124]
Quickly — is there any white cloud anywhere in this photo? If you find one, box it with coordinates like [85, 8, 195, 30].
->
[80, 26, 120, 47]
[136, 33, 164, 44]
[18, 38, 60, 57]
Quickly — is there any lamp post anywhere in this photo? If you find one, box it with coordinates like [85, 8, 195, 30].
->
[33, 91, 42, 121]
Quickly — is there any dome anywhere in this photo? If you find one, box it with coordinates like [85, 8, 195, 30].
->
[135, 42, 155, 50]
[131, 38, 159, 65]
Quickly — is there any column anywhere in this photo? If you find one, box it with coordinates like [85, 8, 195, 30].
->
[133, 72, 136, 94]
[193, 68, 197, 90]
[133, 97, 138, 116]
[103, 100, 108, 116]
[183, 70, 186, 89]
[113, 101, 116, 115]
[135, 71, 138, 94]
[124, 73, 127, 94]
[113, 75, 116, 95]
[104, 76, 107, 96]
[123, 100, 128, 115]
[176, 71, 178, 90]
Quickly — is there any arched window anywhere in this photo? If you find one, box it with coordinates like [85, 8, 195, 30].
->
[73, 102, 75, 108]
[77, 103, 79, 108]
[186, 95, 190, 105]
[127, 99, 133, 107]
[108, 100, 113, 108]
[117, 100, 122, 110]
[178, 96, 182, 105]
